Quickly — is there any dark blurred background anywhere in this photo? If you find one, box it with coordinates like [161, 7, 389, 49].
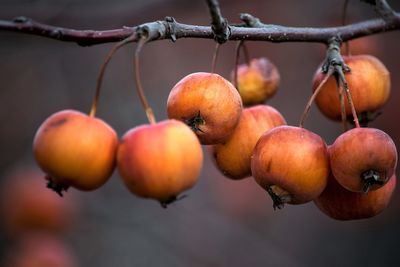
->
[0, 0, 400, 266]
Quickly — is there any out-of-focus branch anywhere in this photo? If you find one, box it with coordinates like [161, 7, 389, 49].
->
[1, 16, 134, 46]
[375, 0, 397, 20]
[0, 11, 399, 47]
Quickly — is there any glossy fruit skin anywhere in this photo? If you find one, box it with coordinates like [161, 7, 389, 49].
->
[251, 125, 329, 204]
[232, 58, 280, 106]
[167, 72, 242, 145]
[312, 55, 390, 120]
[33, 109, 118, 191]
[4, 232, 77, 267]
[211, 105, 286, 179]
[0, 168, 77, 236]
[117, 119, 203, 203]
[329, 127, 397, 192]
[314, 174, 396, 220]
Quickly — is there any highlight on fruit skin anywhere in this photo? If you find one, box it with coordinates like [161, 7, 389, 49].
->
[312, 54, 390, 121]
[167, 72, 243, 145]
[329, 127, 397, 193]
[211, 105, 286, 179]
[0, 167, 77, 236]
[33, 109, 118, 195]
[251, 125, 329, 209]
[117, 119, 203, 207]
[232, 57, 280, 106]
[314, 173, 396, 221]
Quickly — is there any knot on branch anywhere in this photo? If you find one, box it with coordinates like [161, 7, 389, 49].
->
[240, 13, 262, 27]
[136, 20, 169, 42]
[135, 18, 178, 43]
[206, 0, 230, 44]
[13, 16, 30, 23]
[322, 37, 350, 74]
[211, 18, 230, 44]
[164, 16, 177, 42]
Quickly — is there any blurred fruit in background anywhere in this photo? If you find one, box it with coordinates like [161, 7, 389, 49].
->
[232, 58, 280, 106]
[317, 37, 381, 58]
[2, 232, 78, 267]
[0, 166, 78, 237]
[345, 37, 381, 56]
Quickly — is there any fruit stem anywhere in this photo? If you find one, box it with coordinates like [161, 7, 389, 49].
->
[233, 40, 244, 90]
[266, 185, 292, 210]
[241, 41, 250, 65]
[89, 35, 135, 118]
[211, 43, 221, 74]
[321, 37, 360, 128]
[335, 66, 360, 128]
[335, 74, 348, 131]
[233, 40, 251, 90]
[299, 67, 334, 128]
[134, 37, 156, 124]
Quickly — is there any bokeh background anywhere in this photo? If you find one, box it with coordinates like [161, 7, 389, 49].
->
[1, 0, 400, 266]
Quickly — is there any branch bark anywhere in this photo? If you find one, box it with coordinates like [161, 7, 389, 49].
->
[1, 11, 399, 47]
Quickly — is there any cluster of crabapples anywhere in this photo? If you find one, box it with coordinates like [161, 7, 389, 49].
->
[32, 48, 397, 220]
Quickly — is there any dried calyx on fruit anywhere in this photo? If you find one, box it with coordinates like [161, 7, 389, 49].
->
[0, 167, 77, 235]
[167, 72, 243, 145]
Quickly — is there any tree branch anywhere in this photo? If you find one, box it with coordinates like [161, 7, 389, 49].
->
[0, 12, 399, 47]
